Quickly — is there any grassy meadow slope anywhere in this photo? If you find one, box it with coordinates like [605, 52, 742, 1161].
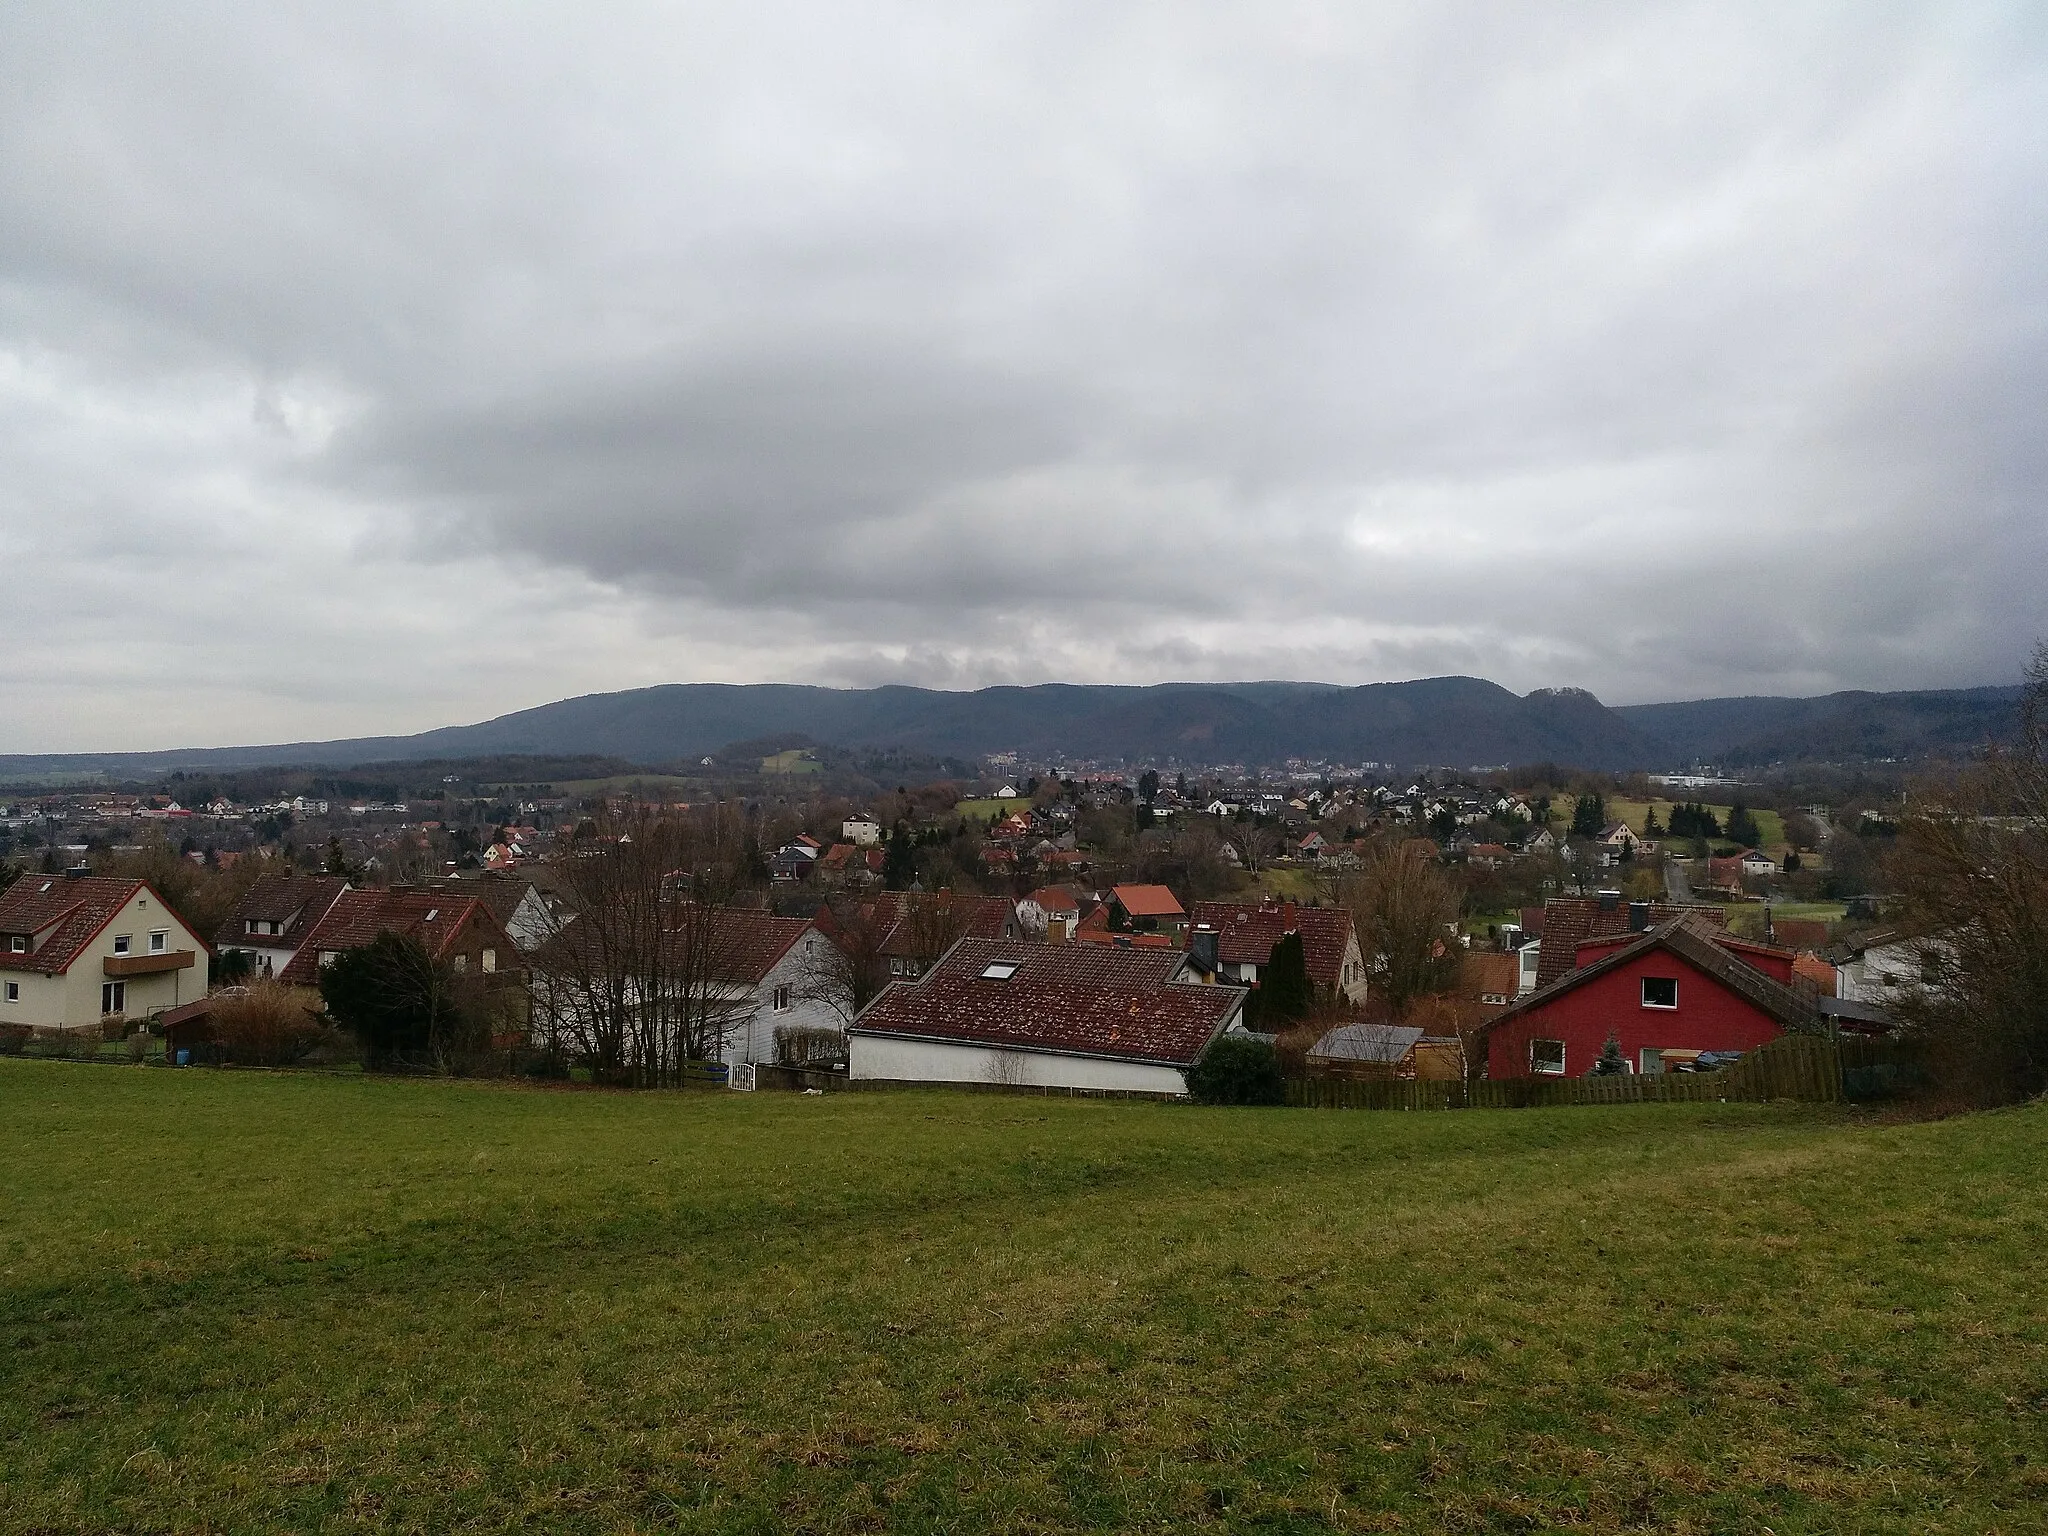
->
[2, 1065, 2043, 1533]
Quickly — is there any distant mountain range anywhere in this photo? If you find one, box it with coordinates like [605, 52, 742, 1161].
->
[0, 677, 2024, 783]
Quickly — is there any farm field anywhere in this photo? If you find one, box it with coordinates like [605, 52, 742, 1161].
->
[4, 1065, 2043, 1534]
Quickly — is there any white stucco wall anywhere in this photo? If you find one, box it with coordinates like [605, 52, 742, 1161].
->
[848, 1033, 1190, 1096]
[3, 886, 206, 1030]
[719, 930, 849, 1070]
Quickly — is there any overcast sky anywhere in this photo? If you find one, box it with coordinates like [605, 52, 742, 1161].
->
[3, 4, 2044, 752]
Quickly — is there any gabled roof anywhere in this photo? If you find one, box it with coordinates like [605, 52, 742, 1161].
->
[0, 875, 187, 976]
[1535, 897, 1727, 988]
[866, 892, 1021, 959]
[1479, 916, 1817, 1039]
[1111, 884, 1185, 920]
[1187, 900, 1357, 987]
[277, 890, 512, 984]
[1024, 885, 1081, 914]
[228, 874, 350, 932]
[851, 937, 1246, 1067]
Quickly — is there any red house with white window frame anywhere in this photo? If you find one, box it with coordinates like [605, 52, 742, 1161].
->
[1479, 915, 1817, 1078]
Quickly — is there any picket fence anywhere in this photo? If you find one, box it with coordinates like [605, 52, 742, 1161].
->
[1287, 1033, 1920, 1111]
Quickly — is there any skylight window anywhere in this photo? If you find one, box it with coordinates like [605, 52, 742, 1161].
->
[424, 908, 439, 922]
[979, 960, 1021, 981]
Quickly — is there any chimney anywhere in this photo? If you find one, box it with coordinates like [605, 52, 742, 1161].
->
[1628, 901, 1650, 932]
[1597, 889, 1621, 912]
[1048, 914, 1069, 945]
[65, 864, 89, 880]
[1190, 924, 1218, 973]
[1282, 901, 1298, 930]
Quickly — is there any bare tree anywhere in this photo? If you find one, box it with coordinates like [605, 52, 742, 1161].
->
[797, 894, 893, 1027]
[896, 891, 976, 973]
[1889, 641, 2048, 1104]
[529, 806, 761, 1087]
[1331, 838, 1463, 1019]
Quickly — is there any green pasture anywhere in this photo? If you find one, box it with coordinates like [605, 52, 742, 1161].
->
[3, 1064, 2043, 1533]
[1607, 798, 1786, 850]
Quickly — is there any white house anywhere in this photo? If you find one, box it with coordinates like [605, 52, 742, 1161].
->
[1, 874, 210, 1031]
[849, 938, 1248, 1096]
[842, 813, 883, 847]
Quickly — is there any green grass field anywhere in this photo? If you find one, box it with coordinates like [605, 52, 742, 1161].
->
[1607, 799, 1786, 851]
[954, 796, 1025, 824]
[5, 1065, 2044, 1533]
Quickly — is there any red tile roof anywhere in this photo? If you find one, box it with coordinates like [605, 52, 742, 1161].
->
[876, 893, 1021, 959]
[0, 875, 195, 976]
[1025, 886, 1081, 914]
[851, 937, 1246, 1066]
[277, 891, 515, 984]
[1112, 884, 1185, 920]
[1186, 900, 1357, 988]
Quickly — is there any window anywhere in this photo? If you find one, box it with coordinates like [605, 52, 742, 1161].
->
[8, 936, 23, 954]
[1530, 1038, 1566, 1075]
[771, 984, 791, 1012]
[979, 960, 1021, 981]
[3, 982, 17, 1004]
[1641, 976, 1679, 1009]
[149, 931, 167, 954]
[481, 948, 497, 973]
[101, 981, 125, 1016]
[318, 950, 338, 968]
[452, 953, 467, 973]
[113, 935, 131, 956]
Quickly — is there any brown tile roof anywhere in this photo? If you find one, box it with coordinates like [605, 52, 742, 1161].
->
[1535, 897, 1727, 988]
[1025, 885, 1081, 914]
[1769, 918, 1832, 953]
[876, 893, 1021, 959]
[851, 937, 1246, 1066]
[277, 890, 514, 985]
[1464, 951, 1520, 1001]
[1481, 915, 1818, 1041]
[1186, 900, 1357, 988]
[1112, 884, 1185, 920]
[0, 875, 187, 976]
[221, 875, 351, 950]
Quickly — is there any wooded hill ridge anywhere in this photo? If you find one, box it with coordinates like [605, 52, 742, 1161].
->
[3, 676, 2023, 779]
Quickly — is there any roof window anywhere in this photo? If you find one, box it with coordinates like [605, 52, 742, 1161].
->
[979, 960, 1021, 981]
[424, 908, 439, 922]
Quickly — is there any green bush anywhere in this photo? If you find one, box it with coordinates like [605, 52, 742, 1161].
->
[1185, 1033, 1286, 1106]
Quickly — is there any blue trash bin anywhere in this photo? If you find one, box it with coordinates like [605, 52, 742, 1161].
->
[175, 1048, 190, 1066]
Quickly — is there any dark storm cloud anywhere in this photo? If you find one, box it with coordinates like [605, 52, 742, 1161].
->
[1, 3, 2044, 749]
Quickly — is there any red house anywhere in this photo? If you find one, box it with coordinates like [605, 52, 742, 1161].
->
[1479, 915, 1816, 1079]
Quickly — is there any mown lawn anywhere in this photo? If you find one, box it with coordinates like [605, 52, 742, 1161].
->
[3, 1065, 2043, 1534]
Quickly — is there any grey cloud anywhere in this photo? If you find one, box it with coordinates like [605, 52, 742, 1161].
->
[1, 3, 2045, 751]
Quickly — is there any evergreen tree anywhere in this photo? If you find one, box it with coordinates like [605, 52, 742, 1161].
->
[1258, 931, 1314, 1025]
[1725, 801, 1763, 847]
[1571, 792, 1605, 839]
[1590, 1033, 1628, 1076]
[1644, 804, 1663, 836]
[882, 827, 917, 891]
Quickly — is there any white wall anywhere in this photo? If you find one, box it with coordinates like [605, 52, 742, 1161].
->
[849, 1033, 1189, 1096]
[4, 886, 206, 1030]
[721, 930, 848, 1070]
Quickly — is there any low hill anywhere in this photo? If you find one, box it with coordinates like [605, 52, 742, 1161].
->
[0, 676, 2020, 780]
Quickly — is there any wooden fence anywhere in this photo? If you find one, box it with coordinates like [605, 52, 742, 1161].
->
[1286, 1033, 1922, 1111]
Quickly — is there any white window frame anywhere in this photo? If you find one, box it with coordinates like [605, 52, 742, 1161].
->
[452, 953, 467, 974]
[771, 983, 792, 1012]
[149, 930, 168, 954]
[481, 948, 497, 973]
[8, 936, 23, 954]
[101, 980, 125, 1015]
[112, 934, 131, 956]
[1641, 976, 1679, 1010]
[1530, 1038, 1566, 1075]
[3, 981, 18, 1003]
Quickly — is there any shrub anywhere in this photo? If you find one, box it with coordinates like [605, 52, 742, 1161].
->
[1185, 1033, 1286, 1106]
[211, 983, 324, 1067]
